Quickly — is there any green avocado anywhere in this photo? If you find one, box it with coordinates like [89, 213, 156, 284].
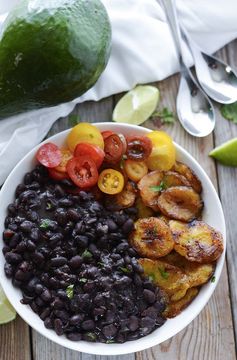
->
[0, 0, 111, 118]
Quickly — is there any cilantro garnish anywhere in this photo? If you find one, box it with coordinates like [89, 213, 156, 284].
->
[66, 284, 74, 299]
[39, 219, 51, 230]
[158, 267, 169, 280]
[150, 181, 167, 192]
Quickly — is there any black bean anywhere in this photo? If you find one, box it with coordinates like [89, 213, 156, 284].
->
[40, 307, 51, 320]
[2, 246, 10, 255]
[102, 324, 117, 339]
[106, 219, 118, 232]
[54, 185, 66, 197]
[66, 332, 82, 341]
[69, 255, 82, 269]
[116, 242, 129, 253]
[26, 240, 36, 252]
[140, 316, 156, 335]
[58, 198, 73, 207]
[9, 234, 20, 249]
[74, 235, 88, 248]
[5, 264, 14, 280]
[122, 219, 134, 234]
[32, 251, 45, 265]
[67, 209, 80, 221]
[50, 257, 67, 267]
[44, 317, 53, 329]
[5, 252, 22, 264]
[143, 289, 156, 304]
[54, 318, 64, 336]
[57, 290, 68, 301]
[81, 319, 95, 331]
[69, 314, 84, 326]
[35, 284, 44, 295]
[41, 289, 52, 302]
[48, 277, 59, 289]
[54, 310, 69, 322]
[128, 315, 139, 331]
[35, 297, 45, 307]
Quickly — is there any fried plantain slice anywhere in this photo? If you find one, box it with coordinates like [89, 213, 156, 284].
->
[163, 287, 199, 318]
[157, 186, 203, 222]
[139, 258, 190, 301]
[163, 171, 190, 188]
[162, 251, 215, 287]
[130, 217, 174, 258]
[169, 220, 224, 263]
[138, 170, 164, 211]
[135, 197, 155, 218]
[172, 161, 202, 193]
[104, 181, 137, 210]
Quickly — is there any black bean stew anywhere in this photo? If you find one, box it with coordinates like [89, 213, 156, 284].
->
[2, 165, 166, 343]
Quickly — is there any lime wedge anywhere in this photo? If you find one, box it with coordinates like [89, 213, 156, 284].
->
[0, 285, 16, 325]
[113, 85, 159, 125]
[209, 137, 237, 166]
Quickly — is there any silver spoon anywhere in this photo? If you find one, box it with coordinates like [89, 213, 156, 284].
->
[160, 0, 215, 137]
[180, 27, 237, 104]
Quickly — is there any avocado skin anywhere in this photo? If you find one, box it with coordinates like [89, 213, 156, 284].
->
[0, 0, 111, 118]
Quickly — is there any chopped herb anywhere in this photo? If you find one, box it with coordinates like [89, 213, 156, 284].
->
[119, 267, 131, 274]
[158, 267, 169, 279]
[106, 339, 115, 344]
[82, 249, 93, 259]
[46, 202, 52, 210]
[68, 114, 80, 127]
[152, 107, 176, 125]
[97, 262, 104, 267]
[148, 275, 155, 282]
[85, 332, 97, 341]
[150, 181, 167, 192]
[221, 102, 237, 124]
[211, 275, 216, 283]
[66, 284, 74, 299]
[79, 278, 87, 283]
[39, 219, 51, 230]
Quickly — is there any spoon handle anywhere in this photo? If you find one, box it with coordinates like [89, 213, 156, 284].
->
[159, 0, 186, 71]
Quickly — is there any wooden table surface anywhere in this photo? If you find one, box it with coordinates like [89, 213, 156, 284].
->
[1, 39, 237, 360]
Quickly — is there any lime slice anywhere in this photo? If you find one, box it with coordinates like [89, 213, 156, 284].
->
[0, 285, 16, 325]
[209, 137, 237, 166]
[113, 85, 159, 125]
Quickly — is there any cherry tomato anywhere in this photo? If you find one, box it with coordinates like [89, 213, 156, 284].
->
[146, 131, 176, 171]
[104, 134, 124, 163]
[66, 156, 98, 189]
[74, 143, 105, 168]
[54, 149, 72, 173]
[48, 168, 69, 181]
[101, 130, 114, 140]
[67, 123, 104, 152]
[126, 136, 152, 161]
[124, 159, 148, 182]
[98, 169, 124, 194]
[36, 143, 62, 168]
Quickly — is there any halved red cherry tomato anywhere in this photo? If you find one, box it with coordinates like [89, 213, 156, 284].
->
[101, 130, 114, 140]
[104, 134, 124, 163]
[54, 149, 72, 173]
[48, 168, 69, 181]
[36, 143, 62, 168]
[66, 156, 98, 189]
[74, 143, 105, 168]
[124, 159, 148, 182]
[98, 169, 124, 194]
[126, 136, 152, 161]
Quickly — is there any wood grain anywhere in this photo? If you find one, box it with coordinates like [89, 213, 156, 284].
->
[0, 316, 31, 360]
[214, 40, 237, 342]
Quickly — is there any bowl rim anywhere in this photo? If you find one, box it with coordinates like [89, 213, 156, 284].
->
[0, 122, 226, 355]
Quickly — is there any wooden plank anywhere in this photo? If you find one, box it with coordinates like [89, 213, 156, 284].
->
[135, 71, 236, 358]
[0, 316, 31, 360]
[213, 39, 237, 342]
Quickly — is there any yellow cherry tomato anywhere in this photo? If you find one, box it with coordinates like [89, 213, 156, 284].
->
[124, 159, 148, 182]
[55, 149, 72, 173]
[67, 123, 104, 152]
[146, 131, 176, 171]
[98, 169, 124, 195]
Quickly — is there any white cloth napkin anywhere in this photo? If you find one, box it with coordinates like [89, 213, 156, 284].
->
[0, 0, 236, 185]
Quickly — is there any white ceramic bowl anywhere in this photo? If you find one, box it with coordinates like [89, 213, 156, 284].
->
[0, 123, 226, 355]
